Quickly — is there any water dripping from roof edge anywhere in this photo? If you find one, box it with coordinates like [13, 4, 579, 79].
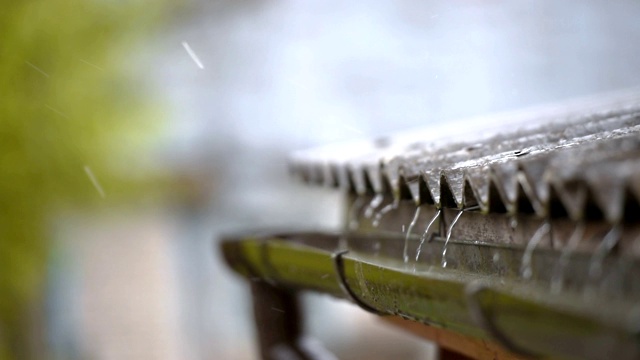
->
[403, 206, 421, 263]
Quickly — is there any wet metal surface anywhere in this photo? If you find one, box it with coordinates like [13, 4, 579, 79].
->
[229, 92, 640, 359]
[290, 91, 640, 222]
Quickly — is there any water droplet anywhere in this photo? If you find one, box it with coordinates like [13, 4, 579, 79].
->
[403, 207, 421, 263]
[442, 210, 465, 268]
[520, 222, 551, 280]
[79, 58, 104, 71]
[182, 41, 205, 69]
[25, 61, 50, 78]
[416, 209, 441, 262]
[585, 225, 622, 296]
[364, 194, 384, 219]
[372, 200, 398, 227]
[550, 222, 585, 293]
[84, 165, 106, 198]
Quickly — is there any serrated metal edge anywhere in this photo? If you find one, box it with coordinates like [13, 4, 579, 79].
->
[290, 94, 640, 222]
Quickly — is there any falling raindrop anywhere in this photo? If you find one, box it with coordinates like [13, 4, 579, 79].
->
[364, 194, 384, 219]
[372, 200, 398, 227]
[25, 61, 50, 78]
[84, 165, 105, 198]
[441, 210, 464, 268]
[415, 209, 441, 262]
[182, 41, 205, 69]
[550, 222, 585, 293]
[45, 105, 69, 119]
[585, 225, 622, 297]
[348, 196, 366, 231]
[403, 207, 421, 263]
[510, 217, 518, 230]
[520, 222, 551, 280]
[79, 58, 104, 71]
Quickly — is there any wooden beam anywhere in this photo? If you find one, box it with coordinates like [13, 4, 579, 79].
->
[383, 317, 528, 360]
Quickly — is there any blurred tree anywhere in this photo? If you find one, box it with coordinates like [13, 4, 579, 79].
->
[0, 1, 175, 358]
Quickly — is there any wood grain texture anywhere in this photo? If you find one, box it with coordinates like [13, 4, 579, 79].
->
[383, 317, 528, 360]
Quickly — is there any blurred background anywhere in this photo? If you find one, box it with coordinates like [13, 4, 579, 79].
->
[3, 0, 640, 359]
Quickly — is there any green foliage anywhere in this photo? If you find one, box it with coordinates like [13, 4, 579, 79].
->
[0, 0, 175, 357]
